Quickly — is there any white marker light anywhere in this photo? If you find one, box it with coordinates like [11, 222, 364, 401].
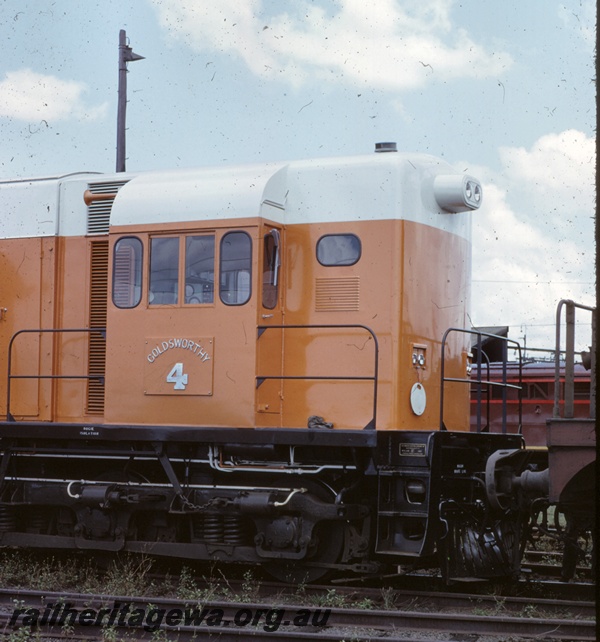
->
[433, 175, 483, 213]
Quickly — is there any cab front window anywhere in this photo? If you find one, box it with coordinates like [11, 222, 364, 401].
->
[148, 232, 250, 306]
[149, 237, 179, 305]
[185, 235, 215, 304]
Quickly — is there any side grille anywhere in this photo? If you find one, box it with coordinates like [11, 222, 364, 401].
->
[87, 240, 108, 414]
[315, 277, 360, 312]
[86, 180, 128, 235]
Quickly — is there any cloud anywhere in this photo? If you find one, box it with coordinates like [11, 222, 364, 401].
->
[150, 0, 512, 89]
[499, 130, 595, 201]
[470, 129, 595, 350]
[0, 69, 107, 122]
[558, 2, 596, 48]
[497, 130, 595, 247]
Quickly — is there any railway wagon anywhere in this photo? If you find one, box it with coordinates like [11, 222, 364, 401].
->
[470, 360, 591, 448]
[545, 300, 596, 580]
[467, 303, 596, 579]
[0, 145, 542, 582]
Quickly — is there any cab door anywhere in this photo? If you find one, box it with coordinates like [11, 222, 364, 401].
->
[255, 225, 284, 426]
[105, 227, 258, 428]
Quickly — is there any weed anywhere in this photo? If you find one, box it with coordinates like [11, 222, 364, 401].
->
[472, 606, 489, 616]
[0, 551, 101, 593]
[61, 622, 75, 638]
[310, 588, 347, 608]
[101, 555, 156, 597]
[380, 587, 397, 610]
[354, 597, 374, 609]
[101, 626, 119, 642]
[176, 566, 197, 600]
[238, 569, 260, 603]
[5, 628, 33, 642]
[176, 565, 227, 603]
[150, 629, 170, 642]
[294, 580, 307, 600]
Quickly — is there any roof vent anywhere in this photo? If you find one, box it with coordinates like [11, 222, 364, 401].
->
[375, 142, 397, 153]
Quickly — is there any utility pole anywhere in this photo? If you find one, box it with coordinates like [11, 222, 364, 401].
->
[116, 29, 144, 173]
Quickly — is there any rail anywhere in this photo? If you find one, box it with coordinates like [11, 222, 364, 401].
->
[553, 299, 596, 419]
[5, 328, 106, 422]
[256, 324, 379, 430]
[441, 328, 522, 433]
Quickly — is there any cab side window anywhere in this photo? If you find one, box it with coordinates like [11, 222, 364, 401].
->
[112, 237, 143, 308]
[220, 231, 251, 305]
[262, 229, 280, 309]
[316, 234, 361, 266]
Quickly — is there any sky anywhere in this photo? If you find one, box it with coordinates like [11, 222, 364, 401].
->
[0, 0, 595, 353]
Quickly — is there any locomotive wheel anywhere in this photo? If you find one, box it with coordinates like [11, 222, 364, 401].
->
[264, 520, 345, 584]
[263, 479, 345, 584]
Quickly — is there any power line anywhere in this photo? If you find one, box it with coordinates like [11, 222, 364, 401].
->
[473, 280, 593, 285]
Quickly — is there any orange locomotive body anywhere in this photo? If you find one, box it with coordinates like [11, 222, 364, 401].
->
[0, 147, 539, 581]
[1, 155, 474, 430]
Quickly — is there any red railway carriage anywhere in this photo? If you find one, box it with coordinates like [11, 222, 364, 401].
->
[0, 146, 547, 582]
[470, 360, 591, 447]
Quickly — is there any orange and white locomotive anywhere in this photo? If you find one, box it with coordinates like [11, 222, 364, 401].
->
[0, 144, 543, 581]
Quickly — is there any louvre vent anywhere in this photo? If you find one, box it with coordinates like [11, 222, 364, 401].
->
[86, 180, 128, 235]
[87, 240, 108, 414]
[315, 277, 360, 312]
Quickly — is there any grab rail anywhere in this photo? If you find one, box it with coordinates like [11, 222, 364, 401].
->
[6, 328, 106, 422]
[256, 324, 379, 430]
[440, 328, 522, 433]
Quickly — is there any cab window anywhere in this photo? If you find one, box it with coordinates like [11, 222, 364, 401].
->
[317, 234, 361, 266]
[262, 229, 280, 309]
[185, 235, 215, 304]
[220, 231, 251, 305]
[148, 232, 250, 306]
[112, 237, 143, 308]
[149, 237, 179, 305]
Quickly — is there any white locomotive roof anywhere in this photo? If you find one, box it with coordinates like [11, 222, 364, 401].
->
[111, 162, 287, 226]
[0, 172, 102, 239]
[0, 151, 478, 239]
[110, 152, 476, 238]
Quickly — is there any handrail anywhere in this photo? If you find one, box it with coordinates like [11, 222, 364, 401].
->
[440, 328, 522, 433]
[6, 328, 106, 422]
[256, 324, 379, 430]
[470, 349, 491, 433]
[553, 299, 596, 419]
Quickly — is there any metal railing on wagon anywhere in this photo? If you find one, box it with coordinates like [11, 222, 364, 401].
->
[553, 299, 596, 420]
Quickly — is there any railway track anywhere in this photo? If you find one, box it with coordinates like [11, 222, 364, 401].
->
[0, 584, 595, 641]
